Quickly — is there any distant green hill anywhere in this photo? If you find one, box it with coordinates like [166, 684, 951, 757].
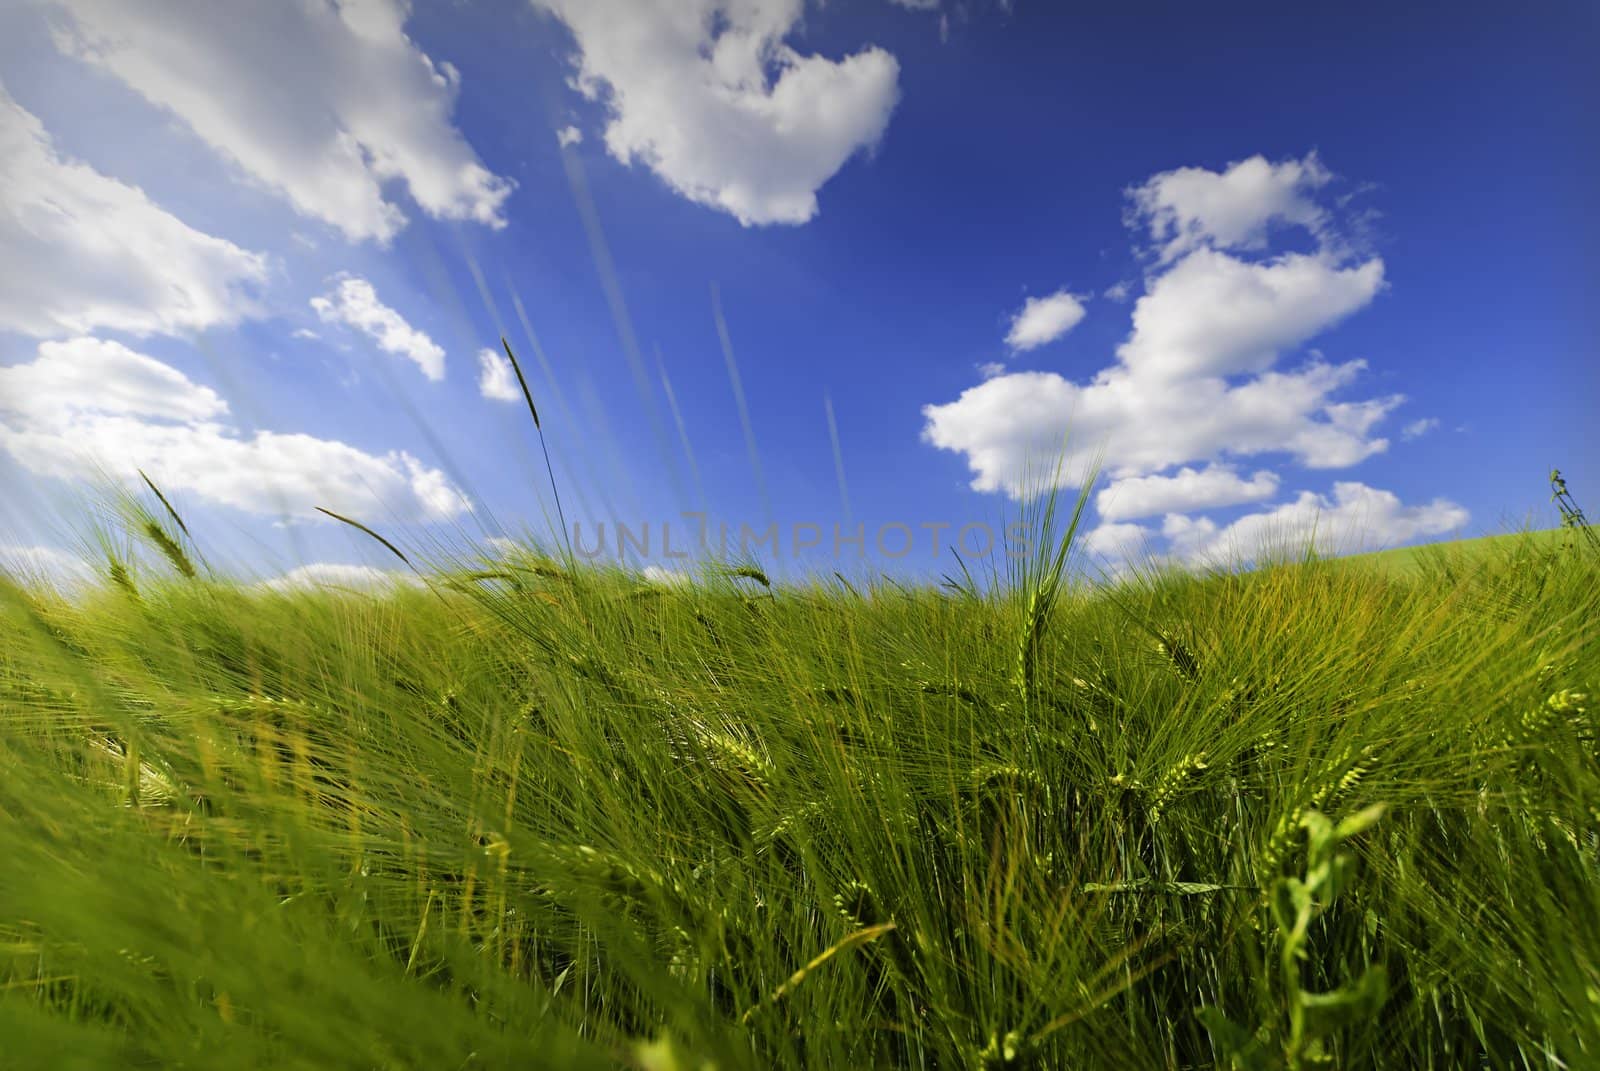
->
[1343, 527, 1573, 574]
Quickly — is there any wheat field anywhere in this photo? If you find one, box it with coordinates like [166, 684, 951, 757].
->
[1, 490, 1596, 1069]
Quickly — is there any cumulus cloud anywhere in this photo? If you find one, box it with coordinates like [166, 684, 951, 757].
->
[45, 0, 512, 243]
[920, 152, 1458, 562]
[0, 83, 268, 338]
[556, 125, 583, 147]
[477, 347, 520, 401]
[532, 0, 900, 225]
[1096, 465, 1280, 522]
[1080, 522, 1151, 560]
[641, 564, 693, 587]
[260, 562, 418, 592]
[1005, 289, 1087, 352]
[0, 337, 470, 523]
[923, 154, 1395, 501]
[922, 248, 1389, 492]
[1160, 482, 1468, 564]
[1118, 250, 1384, 382]
[311, 276, 446, 381]
[1127, 152, 1332, 264]
[922, 359, 1396, 496]
[0, 336, 227, 423]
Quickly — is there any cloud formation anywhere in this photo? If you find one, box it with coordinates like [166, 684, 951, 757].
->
[1079, 521, 1151, 561]
[1096, 464, 1280, 522]
[533, 0, 900, 225]
[0, 83, 268, 338]
[477, 347, 520, 401]
[1159, 482, 1467, 564]
[1118, 250, 1384, 382]
[922, 357, 1398, 496]
[260, 562, 419, 592]
[0, 337, 469, 523]
[924, 155, 1396, 496]
[922, 152, 1461, 562]
[311, 276, 446, 381]
[1006, 289, 1087, 352]
[46, 0, 512, 243]
[1127, 152, 1332, 264]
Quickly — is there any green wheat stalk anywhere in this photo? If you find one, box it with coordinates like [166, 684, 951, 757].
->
[501, 337, 569, 555]
[313, 507, 412, 568]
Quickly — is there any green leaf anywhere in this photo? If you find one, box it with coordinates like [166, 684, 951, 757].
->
[1334, 804, 1387, 842]
[1299, 966, 1390, 1041]
[1196, 1006, 1276, 1070]
[1324, 854, 1356, 904]
[1271, 877, 1311, 936]
[1300, 811, 1335, 865]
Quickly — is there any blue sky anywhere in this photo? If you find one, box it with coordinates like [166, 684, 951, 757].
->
[1, 0, 1594, 588]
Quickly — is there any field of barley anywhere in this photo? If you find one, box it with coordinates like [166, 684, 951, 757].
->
[1, 490, 1596, 1070]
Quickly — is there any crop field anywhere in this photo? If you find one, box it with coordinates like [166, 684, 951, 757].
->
[6, 0, 1598, 1065]
[1, 490, 1596, 1071]
[1342, 528, 1572, 577]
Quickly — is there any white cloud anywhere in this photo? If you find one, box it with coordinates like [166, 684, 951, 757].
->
[923, 357, 1397, 497]
[1160, 481, 1468, 564]
[641, 564, 692, 587]
[556, 125, 584, 147]
[1118, 250, 1384, 382]
[1005, 289, 1087, 352]
[477, 347, 520, 402]
[1103, 281, 1131, 302]
[260, 562, 418, 592]
[0, 337, 469, 523]
[46, 0, 512, 243]
[291, 328, 321, 340]
[888, 0, 940, 9]
[0, 82, 268, 338]
[1080, 521, 1151, 560]
[0, 544, 96, 590]
[311, 275, 445, 381]
[532, 0, 900, 225]
[0, 337, 227, 423]
[1401, 417, 1439, 441]
[922, 155, 1394, 503]
[1096, 465, 1280, 522]
[1128, 152, 1332, 264]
